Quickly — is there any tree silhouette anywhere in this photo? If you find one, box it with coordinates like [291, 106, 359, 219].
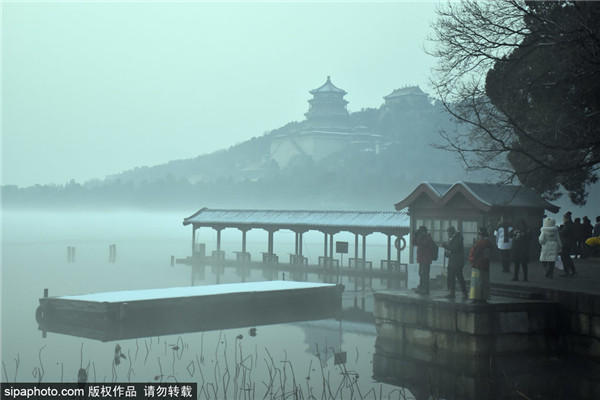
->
[428, 0, 600, 204]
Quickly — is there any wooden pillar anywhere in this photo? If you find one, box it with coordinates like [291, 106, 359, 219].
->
[397, 235, 402, 264]
[268, 231, 274, 254]
[323, 232, 328, 261]
[362, 234, 367, 261]
[216, 228, 222, 253]
[294, 232, 299, 255]
[299, 232, 303, 256]
[242, 230, 247, 253]
[354, 234, 359, 260]
[192, 226, 197, 256]
[387, 235, 392, 262]
[329, 233, 334, 263]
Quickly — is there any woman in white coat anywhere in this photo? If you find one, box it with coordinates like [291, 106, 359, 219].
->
[539, 217, 562, 278]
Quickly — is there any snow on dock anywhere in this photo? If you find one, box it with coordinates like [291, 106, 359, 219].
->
[59, 281, 335, 303]
[36, 281, 344, 341]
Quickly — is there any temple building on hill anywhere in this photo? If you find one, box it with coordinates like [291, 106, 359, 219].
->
[270, 76, 380, 168]
[383, 85, 431, 109]
[304, 76, 350, 129]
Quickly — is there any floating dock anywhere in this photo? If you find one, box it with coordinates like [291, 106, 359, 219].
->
[36, 281, 344, 341]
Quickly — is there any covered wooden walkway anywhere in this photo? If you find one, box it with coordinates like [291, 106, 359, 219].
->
[182, 208, 410, 270]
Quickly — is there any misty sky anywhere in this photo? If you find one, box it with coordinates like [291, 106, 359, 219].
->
[2, 1, 440, 187]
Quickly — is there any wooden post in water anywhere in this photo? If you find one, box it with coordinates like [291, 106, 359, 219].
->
[109, 244, 117, 263]
[42, 288, 48, 338]
[67, 246, 76, 263]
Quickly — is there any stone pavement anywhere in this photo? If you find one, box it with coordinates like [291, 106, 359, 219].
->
[405, 256, 600, 298]
[487, 256, 600, 295]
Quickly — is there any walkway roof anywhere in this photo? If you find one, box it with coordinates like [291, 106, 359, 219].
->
[183, 208, 410, 235]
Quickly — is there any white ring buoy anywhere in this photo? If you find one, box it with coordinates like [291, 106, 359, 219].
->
[35, 306, 46, 324]
[394, 237, 407, 251]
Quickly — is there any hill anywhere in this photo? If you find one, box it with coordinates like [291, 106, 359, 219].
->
[1, 85, 488, 211]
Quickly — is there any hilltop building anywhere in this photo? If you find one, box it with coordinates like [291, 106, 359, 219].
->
[270, 76, 380, 168]
[304, 75, 350, 129]
[383, 85, 431, 110]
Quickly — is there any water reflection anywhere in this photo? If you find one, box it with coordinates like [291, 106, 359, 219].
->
[1, 211, 406, 398]
[373, 336, 600, 400]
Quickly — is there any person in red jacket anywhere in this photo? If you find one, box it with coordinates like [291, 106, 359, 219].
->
[413, 226, 436, 295]
[468, 226, 495, 303]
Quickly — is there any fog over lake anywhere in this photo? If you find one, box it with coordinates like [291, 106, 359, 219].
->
[1, 209, 410, 397]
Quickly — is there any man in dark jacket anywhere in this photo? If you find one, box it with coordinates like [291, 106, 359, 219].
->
[442, 226, 468, 300]
[413, 226, 436, 295]
[511, 219, 531, 281]
[581, 216, 594, 258]
[559, 211, 577, 277]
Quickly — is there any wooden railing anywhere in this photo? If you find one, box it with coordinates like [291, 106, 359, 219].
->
[318, 256, 339, 268]
[289, 254, 308, 266]
[349, 258, 372, 269]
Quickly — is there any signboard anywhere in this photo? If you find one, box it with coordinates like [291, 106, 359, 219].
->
[336, 241, 348, 254]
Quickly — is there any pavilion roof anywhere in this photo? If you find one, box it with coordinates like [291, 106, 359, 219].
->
[394, 181, 560, 213]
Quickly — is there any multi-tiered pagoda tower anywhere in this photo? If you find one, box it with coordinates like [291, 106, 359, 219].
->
[270, 76, 379, 168]
[304, 76, 350, 130]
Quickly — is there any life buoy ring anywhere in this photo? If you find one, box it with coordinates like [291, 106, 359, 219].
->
[394, 237, 407, 251]
[35, 306, 46, 325]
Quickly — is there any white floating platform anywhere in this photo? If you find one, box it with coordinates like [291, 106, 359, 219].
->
[36, 281, 344, 341]
[59, 281, 336, 303]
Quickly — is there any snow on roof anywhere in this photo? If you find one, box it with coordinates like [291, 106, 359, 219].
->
[394, 181, 560, 212]
[384, 86, 428, 99]
[309, 76, 347, 95]
[183, 208, 410, 232]
[60, 281, 335, 303]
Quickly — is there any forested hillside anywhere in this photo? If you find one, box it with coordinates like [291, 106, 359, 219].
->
[2, 95, 486, 211]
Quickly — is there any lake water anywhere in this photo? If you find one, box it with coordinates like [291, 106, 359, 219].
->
[4, 210, 596, 399]
[1, 210, 412, 399]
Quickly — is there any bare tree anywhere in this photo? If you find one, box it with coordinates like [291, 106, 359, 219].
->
[427, 0, 600, 205]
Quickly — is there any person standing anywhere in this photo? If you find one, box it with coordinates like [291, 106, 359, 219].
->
[468, 227, 495, 303]
[539, 217, 562, 278]
[573, 217, 584, 258]
[442, 226, 468, 300]
[593, 216, 600, 257]
[495, 216, 513, 273]
[511, 219, 531, 282]
[413, 226, 436, 295]
[559, 211, 577, 277]
[581, 216, 594, 259]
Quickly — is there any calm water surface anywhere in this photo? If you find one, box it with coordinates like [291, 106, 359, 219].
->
[1, 210, 410, 399]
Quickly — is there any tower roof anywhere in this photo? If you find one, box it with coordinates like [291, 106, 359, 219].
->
[383, 85, 428, 100]
[309, 76, 347, 95]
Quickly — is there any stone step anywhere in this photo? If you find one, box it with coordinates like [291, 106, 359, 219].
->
[490, 285, 544, 299]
